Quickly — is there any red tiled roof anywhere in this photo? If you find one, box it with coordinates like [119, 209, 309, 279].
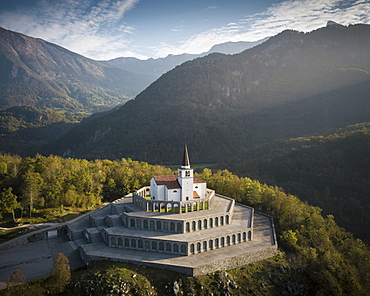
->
[194, 176, 206, 183]
[193, 191, 200, 198]
[153, 175, 180, 189]
[153, 175, 206, 189]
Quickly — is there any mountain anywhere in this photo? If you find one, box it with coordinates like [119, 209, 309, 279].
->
[104, 38, 269, 78]
[0, 27, 154, 115]
[51, 24, 370, 163]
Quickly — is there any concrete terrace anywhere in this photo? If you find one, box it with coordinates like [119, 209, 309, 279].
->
[80, 210, 276, 275]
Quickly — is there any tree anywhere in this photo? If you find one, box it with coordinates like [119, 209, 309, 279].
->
[6, 269, 26, 287]
[50, 252, 71, 293]
[22, 171, 42, 217]
[0, 187, 21, 220]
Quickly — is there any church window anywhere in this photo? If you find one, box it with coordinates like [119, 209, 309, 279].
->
[215, 238, 219, 248]
[173, 190, 177, 193]
[177, 222, 182, 232]
[203, 241, 207, 251]
[170, 222, 175, 232]
[248, 231, 252, 241]
[190, 244, 195, 254]
[186, 222, 190, 232]
[124, 238, 129, 247]
[227, 236, 230, 246]
[238, 233, 241, 243]
[232, 234, 236, 244]
[159, 242, 164, 251]
[166, 243, 171, 252]
[192, 221, 196, 231]
[131, 239, 136, 248]
[118, 238, 123, 246]
[209, 240, 213, 250]
[143, 220, 148, 229]
[181, 244, 186, 254]
[174, 243, 179, 253]
[197, 242, 201, 253]
[186, 171, 190, 177]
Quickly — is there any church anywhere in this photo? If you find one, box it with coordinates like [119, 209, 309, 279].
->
[150, 144, 207, 201]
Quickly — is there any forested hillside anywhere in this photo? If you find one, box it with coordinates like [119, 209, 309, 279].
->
[0, 154, 369, 295]
[227, 122, 370, 243]
[51, 24, 370, 163]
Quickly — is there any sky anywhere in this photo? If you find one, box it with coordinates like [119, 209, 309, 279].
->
[0, 0, 369, 60]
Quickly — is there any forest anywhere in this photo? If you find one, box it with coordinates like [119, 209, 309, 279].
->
[0, 154, 369, 295]
[227, 122, 370, 244]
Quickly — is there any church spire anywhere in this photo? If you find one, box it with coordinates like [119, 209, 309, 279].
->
[181, 143, 190, 169]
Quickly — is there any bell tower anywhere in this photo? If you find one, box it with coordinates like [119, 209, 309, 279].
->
[178, 144, 193, 201]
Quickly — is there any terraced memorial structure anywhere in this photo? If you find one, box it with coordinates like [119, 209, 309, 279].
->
[67, 146, 277, 275]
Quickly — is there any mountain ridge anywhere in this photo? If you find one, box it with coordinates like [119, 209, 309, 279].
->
[51, 24, 370, 163]
[0, 27, 154, 114]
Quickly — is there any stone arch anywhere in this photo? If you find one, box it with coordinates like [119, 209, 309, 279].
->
[170, 222, 175, 232]
[181, 244, 186, 254]
[145, 240, 150, 250]
[159, 242, 164, 251]
[215, 238, 219, 248]
[138, 239, 143, 249]
[221, 237, 225, 247]
[118, 237, 123, 246]
[152, 241, 157, 250]
[209, 239, 213, 250]
[190, 244, 195, 254]
[226, 215, 230, 224]
[238, 233, 241, 243]
[166, 243, 171, 252]
[130, 218, 135, 228]
[232, 234, 236, 244]
[186, 222, 190, 232]
[143, 220, 148, 229]
[220, 216, 224, 226]
[111, 236, 116, 246]
[173, 243, 179, 253]
[187, 202, 192, 212]
[198, 220, 202, 230]
[124, 238, 129, 247]
[156, 220, 162, 230]
[203, 241, 207, 251]
[136, 219, 142, 229]
[163, 221, 169, 231]
[197, 242, 201, 253]
[203, 219, 208, 229]
[150, 220, 155, 230]
[243, 232, 247, 242]
[226, 235, 231, 246]
[209, 217, 213, 228]
[131, 239, 136, 248]
[177, 222, 182, 233]
[192, 221, 196, 231]
[248, 231, 252, 241]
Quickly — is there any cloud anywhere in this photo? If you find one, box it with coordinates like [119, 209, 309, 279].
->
[204, 6, 217, 11]
[152, 0, 370, 57]
[0, 0, 140, 59]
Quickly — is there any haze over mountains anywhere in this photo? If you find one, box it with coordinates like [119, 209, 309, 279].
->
[105, 38, 269, 79]
[51, 24, 370, 164]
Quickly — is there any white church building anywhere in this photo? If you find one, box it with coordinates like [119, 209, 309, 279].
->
[150, 144, 207, 202]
